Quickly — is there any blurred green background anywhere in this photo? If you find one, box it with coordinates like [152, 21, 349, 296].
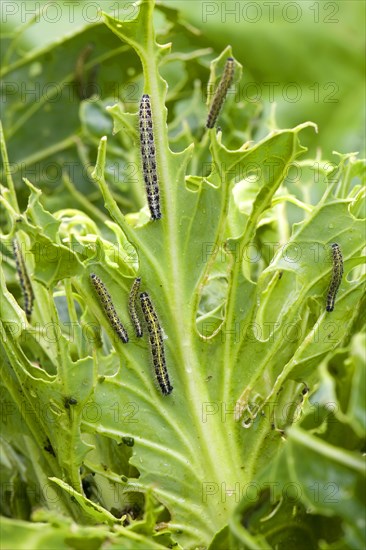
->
[2, 0, 364, 159]
[163, 0, 366, 157]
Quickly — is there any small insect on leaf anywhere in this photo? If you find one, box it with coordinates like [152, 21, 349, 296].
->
[12, 238, 34, 319]
[74, 43, 99, 100]
[326, 243, 343, 312]
[139, 94, 161, 220]
[128, 277, 143, 338]
[90, 273, 129, 343]
[206, 57, 235, 129]
[140, 292, 173, 395]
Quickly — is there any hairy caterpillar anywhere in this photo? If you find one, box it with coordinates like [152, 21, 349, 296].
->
[326, 243, 343, 312]
[90, 273, 129, 343]
[140, 292, 173, 395]
[139, 94, 161, 220]
[12, 238, 34, 319]
[128, 277, 143, 338]
[206, 57, 235, 129]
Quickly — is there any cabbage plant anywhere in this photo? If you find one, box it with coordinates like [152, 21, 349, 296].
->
[1, 1, 365, 549]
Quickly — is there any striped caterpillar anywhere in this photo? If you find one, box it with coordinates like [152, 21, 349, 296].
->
[128, 277, 143, 338]
[206, 57, 235, 129]
[12, 238, 34, 319]
[140, 292, 173, 395]
[139, 94, 161, 220]
[90, 273, 129, 343]
[326, 243, 343, 312]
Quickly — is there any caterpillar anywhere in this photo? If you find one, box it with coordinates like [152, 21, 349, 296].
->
[140, 292, 173, 395]
[128, 277, 143, 338]
[139, 94, 161, 220]
[74, 43, 99, 100]
[90, 273, 129, 343]
[206, 57, 235, 129]
[326, 243, 343, 312]
[12, 238, 34, 319]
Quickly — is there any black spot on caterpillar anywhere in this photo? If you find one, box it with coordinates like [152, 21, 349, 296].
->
[90, 273, 129, 343]
[128, 277, 143, 338]
[140, 292, 173, 395]
[12, 238, 34, 319]
[206, 57, 235, 129]
[326, 243, 343, 312]
[139, 94, 161, 220]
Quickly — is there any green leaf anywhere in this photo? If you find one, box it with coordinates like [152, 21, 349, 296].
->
[1, 2, 365, 549]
